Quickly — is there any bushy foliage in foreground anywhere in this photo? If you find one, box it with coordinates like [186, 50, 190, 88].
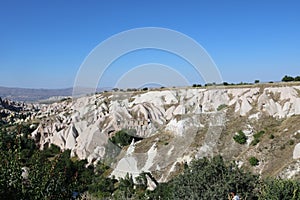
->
[0, 125, 108, 199]
[259, 179, 300, 200]
[149, 156, 259, 199]
[0, 125, 95, 199]
[1, 124, 300, 199]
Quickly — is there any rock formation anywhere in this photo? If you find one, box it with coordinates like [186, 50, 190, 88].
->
[15, 83, 300, 181]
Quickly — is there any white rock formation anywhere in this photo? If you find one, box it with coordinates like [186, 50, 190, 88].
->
[29, 84, 300, 180]
[293, 143, 300, 159]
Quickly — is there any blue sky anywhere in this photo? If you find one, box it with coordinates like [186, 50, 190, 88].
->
[1, 0, 299, 89]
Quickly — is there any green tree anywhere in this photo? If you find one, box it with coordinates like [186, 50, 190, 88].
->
[192, 84, 202, 87]
[0, 124, 97, 199]
[87, 162, 117, 198]
[110, 129, 141, 147]
[259, 179, 300, 200]
[150, 156, 259, 199]
[113, 173, 135, 199]
[294, 76, 300, 81]
[282, 75, 295, 82]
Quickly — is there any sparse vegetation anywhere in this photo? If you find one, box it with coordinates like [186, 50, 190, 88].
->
[289, 139, 295, 146]
[204, 83, 214, 87]
[251, 130, 265, 146]
[217, 104, 228, 111]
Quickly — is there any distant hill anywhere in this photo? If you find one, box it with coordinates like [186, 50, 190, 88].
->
[0, 86, 112, 102]
[0, 86, 73, 102]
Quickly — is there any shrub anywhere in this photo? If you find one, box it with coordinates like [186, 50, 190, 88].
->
[110, 129, 142, 147]
[217, 104, 228, 111]
[205, 83, 214, 87]
[233, 130, 247, 144]
[254, 80, 260, 84]
[192, 84, 201, 87]
[251, 138, 260, 146]
[249, 156, 259, 166]
[251, 131, 265, 146]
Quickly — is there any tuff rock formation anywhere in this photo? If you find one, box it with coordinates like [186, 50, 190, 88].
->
[26, 83, 300, 182]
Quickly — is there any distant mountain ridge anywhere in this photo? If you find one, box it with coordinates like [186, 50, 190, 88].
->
[0, 86, 112, 102]
[0, 86, 73, 102]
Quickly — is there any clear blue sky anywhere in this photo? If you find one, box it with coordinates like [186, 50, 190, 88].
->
[1, 0, 299, 89]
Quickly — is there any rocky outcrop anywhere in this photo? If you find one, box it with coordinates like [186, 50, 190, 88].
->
[0, 98, 39, 124]
[28, 84, 300, 180]
[293, 143, 300, 159]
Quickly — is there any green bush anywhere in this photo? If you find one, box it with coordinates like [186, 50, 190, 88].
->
[233, 130, 247, 144]
[249, 156, 259, 166]
[192, 84, 202, 87]
[110, 129, 141, 147]
[251, 131, 265, 146]
[217, 104, 228, 111]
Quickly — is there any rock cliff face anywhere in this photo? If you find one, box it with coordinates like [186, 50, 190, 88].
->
[29, 84, 300, 182]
